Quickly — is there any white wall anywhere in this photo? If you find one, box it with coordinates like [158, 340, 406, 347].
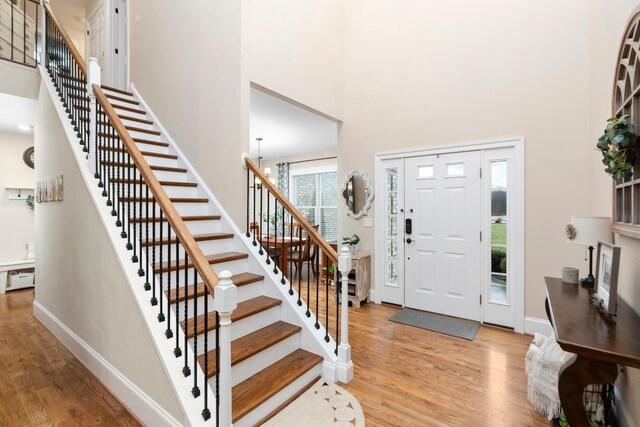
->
[588, 1, 640, 424]
[49, 0, 87, 59]
[130, 0, 244, 225]
[339, 0, 591, 321]
[0, 132, 34, 262]
[34, 80, 183, 421]
[0, 61, 39, 99]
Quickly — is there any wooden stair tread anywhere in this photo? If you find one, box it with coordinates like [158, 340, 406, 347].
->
[232, 349, 323, 422]
[101, 161, 187, 173]
[181, 295, 282, 339]
[154, 251, 248, 273]
[126, 125, 161, 136]
[118, 114, 153, 125]
[100, 84, 134, 96]
[112, 178, 197, 187]
[129, 214, 220, 223]
[142, 232, 233, 247]
[59, 74, 86, 83]
[198, 321, 302, 378]
[72, 104, 90, 112]
[106, 93, 140, 105]
[166, 273, 263, 304]
[133, 137, 169, 147]
[99, 145, 177, 159]
[111, 103, 146, 115]
[120, 197, 208, 204]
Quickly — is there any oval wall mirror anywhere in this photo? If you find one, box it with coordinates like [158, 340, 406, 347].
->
[342, 170, 374, 219]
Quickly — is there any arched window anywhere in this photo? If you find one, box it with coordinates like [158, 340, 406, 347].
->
[612, 8, 640, 238]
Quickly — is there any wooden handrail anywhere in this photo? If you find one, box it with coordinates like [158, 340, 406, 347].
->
[245, 157, 339, 263]
[44, 2, 87, 76]
[93, 84, 220, 294]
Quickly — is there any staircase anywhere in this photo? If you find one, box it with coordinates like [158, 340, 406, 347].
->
[39, 4, 352, 425]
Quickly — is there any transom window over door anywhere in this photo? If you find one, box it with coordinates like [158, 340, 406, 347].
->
[612, 10, 640, 238]
[290, 166, 338, 242]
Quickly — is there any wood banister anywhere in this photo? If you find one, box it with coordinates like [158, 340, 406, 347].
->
[245, 157, 339, 263]
[44, 2, 87, 76]
[93, 84, 220, 294]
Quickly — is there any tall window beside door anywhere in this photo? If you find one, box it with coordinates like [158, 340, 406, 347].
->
[290, 167, 337, 242]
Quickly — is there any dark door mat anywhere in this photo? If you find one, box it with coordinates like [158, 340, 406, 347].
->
[389, 308, 480, 341]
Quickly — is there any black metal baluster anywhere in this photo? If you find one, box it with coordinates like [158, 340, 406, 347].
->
[97, 108, 104, 186]
[151, 198, 158, 306]
[246, 167, 250, 238]
[120, 141, 127, 238]
[297, 227, 303, 306]
[315, 252, 320, 329]
[106, 123, 114, 209]
[325, 253, 330, 343]
[288, 210, 293, 294]
[272, 199, 279, 275]
[336, 277, 340, 355]
[306, 238, 311, 317]
[174, 238, 181, 357]
[157, 211, 165, 320]
[182, 252, 190, 376]
[191, 270, 200, 398]
[258, 180, 264, 255]
[115, 134, 123, 227]
[165, 220, 172, 338]
[143, 186, 150, 288]
[252, 171, 257, 247]
[201, 287, 210, 421]
[126, 151, 132, 249]
[265, 191, 271, 265]
[137, 172, 144, 273]
[131, 167, 139, 263]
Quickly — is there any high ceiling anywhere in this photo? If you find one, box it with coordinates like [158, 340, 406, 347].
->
[0, 93, 35, 135]
[249, 88, 338, 161]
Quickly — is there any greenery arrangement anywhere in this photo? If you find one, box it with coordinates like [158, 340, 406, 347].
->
[596, 115, 637, 181]
[26, 195, 34, 210]
[342, 234, 360, 248]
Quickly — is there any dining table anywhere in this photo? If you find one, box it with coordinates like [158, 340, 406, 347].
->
[259, 235, 302, 278]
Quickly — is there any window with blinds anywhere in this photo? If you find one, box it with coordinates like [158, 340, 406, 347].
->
[291, 168, 338, 242]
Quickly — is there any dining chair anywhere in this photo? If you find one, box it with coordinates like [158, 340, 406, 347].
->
[290, 224, 320, 278]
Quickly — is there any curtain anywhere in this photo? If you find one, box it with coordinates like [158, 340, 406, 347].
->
[277, 162, 289, 197]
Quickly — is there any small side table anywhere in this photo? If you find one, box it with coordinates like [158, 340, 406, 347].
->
[336, 251, 370, 308]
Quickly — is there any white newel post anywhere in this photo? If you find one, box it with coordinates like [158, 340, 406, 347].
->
[87, 57, 101, 176]
[337, 246, 354, 383]
[215, 270, 237, 427]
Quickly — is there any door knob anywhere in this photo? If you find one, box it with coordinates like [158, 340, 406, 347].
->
[406, 238, 413, 244]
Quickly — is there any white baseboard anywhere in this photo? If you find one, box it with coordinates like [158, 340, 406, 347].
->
[33, 301, 181, 427]
[524, 316, 553, 336]
[615, 385, 638, 427]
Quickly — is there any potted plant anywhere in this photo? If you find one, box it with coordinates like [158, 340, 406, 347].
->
[342, 234, 360, 254]
[596, 115, 638, 181]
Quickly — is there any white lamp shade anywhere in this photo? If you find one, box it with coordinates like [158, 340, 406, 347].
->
[264, 167, 272, 175]
[568, 216, 612, 246]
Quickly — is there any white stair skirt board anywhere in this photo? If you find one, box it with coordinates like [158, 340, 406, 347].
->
[262, 378, 365, 427]
[33, 302, 181, 427]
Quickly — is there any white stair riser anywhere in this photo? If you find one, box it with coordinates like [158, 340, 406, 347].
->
[148, 239, 236, 260]
[128, 129, 164, 140]
[131, 220, 224, 237]
[112, 103, 145, 113]
[230, 333, 301, 387]
[131, 141, 170, 155]
[142, 156, 180, 168]
[156, 258, 249, 286]
[146, 170, 190, 182]
[233, 364, 323, 427]
[121, 119, 156, 132]
[192, 305, 281, 353]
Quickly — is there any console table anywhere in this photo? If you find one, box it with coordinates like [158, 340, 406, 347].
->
[545, 276, 640, 427]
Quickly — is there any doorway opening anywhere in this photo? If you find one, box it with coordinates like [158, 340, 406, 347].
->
[374, 139, 524, 332]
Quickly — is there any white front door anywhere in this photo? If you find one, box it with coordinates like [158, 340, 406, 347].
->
[111, 0, 128, 89]
[87, 6, 106, 80]
[404, 152, 482, 321]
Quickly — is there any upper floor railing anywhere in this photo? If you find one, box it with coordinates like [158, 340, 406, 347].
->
[0, 0, 40, 67]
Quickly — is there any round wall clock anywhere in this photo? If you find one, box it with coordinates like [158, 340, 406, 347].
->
[23, 147, 34, 169]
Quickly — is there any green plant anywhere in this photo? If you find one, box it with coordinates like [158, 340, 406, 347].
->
[26, 195, 34, 210]
[342, 234, 360, 247]
[322, 263, 336, 275]
[491, 247, 506, 274]
[596, 115, 637, 181]
[10, 0, 18, 5]
[559, 413, 609, 427]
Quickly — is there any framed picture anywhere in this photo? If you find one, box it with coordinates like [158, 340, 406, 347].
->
[594, 241, 620, 316]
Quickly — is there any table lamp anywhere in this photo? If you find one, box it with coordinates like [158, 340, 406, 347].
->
[566, 216, 612, 288]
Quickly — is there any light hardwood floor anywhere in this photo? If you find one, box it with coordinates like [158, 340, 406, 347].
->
[0, 289, 140, 426]
[1, 285, 546, 426]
